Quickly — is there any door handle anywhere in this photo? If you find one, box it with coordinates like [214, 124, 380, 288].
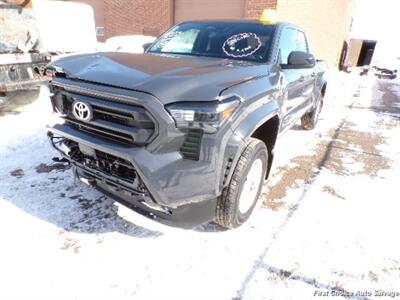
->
[299, 75, 305, 82]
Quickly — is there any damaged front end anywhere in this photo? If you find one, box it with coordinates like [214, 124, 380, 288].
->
[48, 133, 216, 228]
[48, 134, 171, 214]
[46, 75, 221, 228]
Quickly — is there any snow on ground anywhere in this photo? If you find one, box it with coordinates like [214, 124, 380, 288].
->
[0, 71, 399, 300]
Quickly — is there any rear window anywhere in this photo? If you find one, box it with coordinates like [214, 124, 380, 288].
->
[148, 22, 275, 63]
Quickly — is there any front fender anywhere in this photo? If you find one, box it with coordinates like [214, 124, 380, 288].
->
[230, 98, 280, 141]
[216, 71, 282, 188]
[217, 97, 281, 189]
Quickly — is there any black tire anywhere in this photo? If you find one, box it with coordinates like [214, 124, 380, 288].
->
[215, 138, 268, 229]
[301, 91, 323, 130]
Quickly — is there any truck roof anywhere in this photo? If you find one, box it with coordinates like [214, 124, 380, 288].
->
[177, 19, 301, 31]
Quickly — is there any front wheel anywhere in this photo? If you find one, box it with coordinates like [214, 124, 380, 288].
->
[215, 138, 268, 229]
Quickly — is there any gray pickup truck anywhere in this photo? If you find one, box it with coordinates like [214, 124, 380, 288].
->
[46, 20, 327, 229]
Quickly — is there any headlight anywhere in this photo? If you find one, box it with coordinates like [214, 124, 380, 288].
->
[45, 68, 56, 79]
[44, 65, 65, 79]
[166, 96, 241, 133]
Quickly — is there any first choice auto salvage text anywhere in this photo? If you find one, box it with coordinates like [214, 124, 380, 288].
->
[314, 289, 400, 298]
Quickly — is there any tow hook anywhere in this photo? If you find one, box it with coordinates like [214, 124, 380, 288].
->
[79, 176, 95, 186]
[72, 167, 95, 186]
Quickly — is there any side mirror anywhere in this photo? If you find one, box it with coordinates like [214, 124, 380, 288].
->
[142, 42, 152, 52]
[281, 51, 315, 69]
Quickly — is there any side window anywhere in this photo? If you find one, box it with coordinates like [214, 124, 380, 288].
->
[296, 31, 308, 53]
[279, 28, 297, 64]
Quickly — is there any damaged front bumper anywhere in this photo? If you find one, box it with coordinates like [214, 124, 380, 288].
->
[47, 125, 219, 228]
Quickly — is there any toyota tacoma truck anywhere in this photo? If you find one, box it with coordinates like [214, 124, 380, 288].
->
[46, 20, 328, 229]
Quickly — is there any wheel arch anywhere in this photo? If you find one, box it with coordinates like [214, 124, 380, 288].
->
[321, 82, 327, 97]
[251, 115, 280, 153]
[221, 99, 281, 190]
[250, 115, 280, 179]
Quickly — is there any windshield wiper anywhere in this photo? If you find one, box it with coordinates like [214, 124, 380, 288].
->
[150, 51, 196, 57]
[150, 51, 226, 59]
[150, 50, 258, 62]
[191, 52, 228, 59]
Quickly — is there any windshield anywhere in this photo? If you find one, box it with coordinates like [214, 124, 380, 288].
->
[148, 22, 275, 62]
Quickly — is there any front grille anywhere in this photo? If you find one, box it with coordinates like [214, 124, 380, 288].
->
[65, 118, 135, 144]
[92, 105, 154, 128]
[51, 84, 155, 146]
[87, 149, 138, 185]
[55, 138, 146, 193]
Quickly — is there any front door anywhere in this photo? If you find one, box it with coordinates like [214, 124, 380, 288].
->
[278, 27, 315, 129]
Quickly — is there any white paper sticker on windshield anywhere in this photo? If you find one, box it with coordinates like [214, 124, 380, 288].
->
[157, 30, 183, 50]
[222, 33, 262, 58]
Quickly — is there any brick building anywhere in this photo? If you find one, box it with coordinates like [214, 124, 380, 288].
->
[70, 0, 354, 67]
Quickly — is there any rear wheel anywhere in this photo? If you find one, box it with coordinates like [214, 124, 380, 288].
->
[301, 91, 323, 130]
[215, 138, 268, 229]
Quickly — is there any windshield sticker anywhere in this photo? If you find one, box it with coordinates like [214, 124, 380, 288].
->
[222, 33, 262, 58]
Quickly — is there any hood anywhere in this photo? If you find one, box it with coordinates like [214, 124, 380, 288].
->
[50, 52, 269, 103]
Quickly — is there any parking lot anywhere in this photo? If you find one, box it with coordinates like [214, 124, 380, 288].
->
[0, 72, 399, 300]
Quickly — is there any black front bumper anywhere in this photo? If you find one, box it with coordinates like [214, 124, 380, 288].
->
[49, 131, 217, 229]
[73, 165, 217, 229]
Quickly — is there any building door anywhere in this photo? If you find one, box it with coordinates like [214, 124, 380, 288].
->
[174, 0, 246, 23]
[356, 40, 377, 67]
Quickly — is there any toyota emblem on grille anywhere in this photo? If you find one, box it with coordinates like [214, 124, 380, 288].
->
[72, 101, 93, 121]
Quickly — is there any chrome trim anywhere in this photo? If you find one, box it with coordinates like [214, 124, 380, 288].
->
[51, 80, 144, 105]
[218, 93, 244, 103]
